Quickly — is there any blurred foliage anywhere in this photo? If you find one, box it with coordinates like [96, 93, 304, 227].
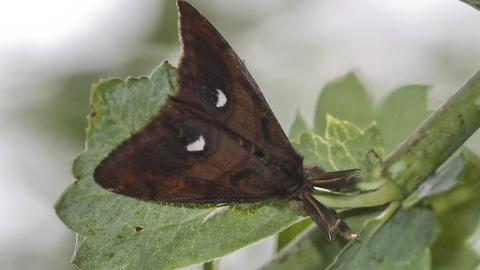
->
[461, 0, 480, 11]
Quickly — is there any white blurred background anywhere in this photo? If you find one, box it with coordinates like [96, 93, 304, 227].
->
[1, 0, 480, 269]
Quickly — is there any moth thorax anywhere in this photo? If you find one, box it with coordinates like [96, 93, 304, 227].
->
[273, 172, 308, 201]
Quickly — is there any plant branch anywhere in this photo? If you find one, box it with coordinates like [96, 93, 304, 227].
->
[383, 68, 480, 196]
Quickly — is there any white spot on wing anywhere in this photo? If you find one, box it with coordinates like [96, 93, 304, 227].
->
[216, 89, 227, 107]
[186, 135, 206, 152]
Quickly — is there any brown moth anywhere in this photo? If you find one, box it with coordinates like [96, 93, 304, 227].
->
[94, 0, 361, 241]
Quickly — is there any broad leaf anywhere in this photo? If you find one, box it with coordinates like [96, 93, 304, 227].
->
[262, 207, 384, 270]
[313, 72, 374, 136]
[327, 205, 438, 270]
[311, 73, 432, 156]
[429, 149, 480, 269]
[376, 85, 432, 154]
[289, 109, 310, 142]
[55, 63, 379, 270]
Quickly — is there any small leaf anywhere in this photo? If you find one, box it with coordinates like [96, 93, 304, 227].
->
[55, 63, 374, 270]
[294, 115, 383, 177]
[417, 154, 464, 199]
[313, 72, 374, 136]
[403, 153, 465, 208]
[289, 109, 310, 142]
[428, 148, 480, 269]
[376, 85, 432, 154]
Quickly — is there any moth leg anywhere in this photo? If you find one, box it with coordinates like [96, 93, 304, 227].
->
[202, 205, 231, 224]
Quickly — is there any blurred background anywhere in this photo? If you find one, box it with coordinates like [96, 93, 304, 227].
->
[1, 0, 480, 269]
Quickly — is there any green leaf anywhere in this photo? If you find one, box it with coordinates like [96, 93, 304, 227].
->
[313, 72, 375, 136]
[376, 85, 432, 154]
[55, 63, 376, 270]
[263, 207, 385, 270]
[417, 154, 464, 199]
[310, 72, 432, 157]
[294, 115, 383, 177]
[264, 225, 340, 270]
[276, 219, 313, 253]
[327, 204, 438, 270]
[429, 148, 480, 269]
[71, 61, 177, 181]
[289, 109, 310, 142]
[403, 153, 465, 208]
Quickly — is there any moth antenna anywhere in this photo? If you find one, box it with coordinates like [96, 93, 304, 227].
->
[307, 169, 361, 190]
[301, 193, 338, 241]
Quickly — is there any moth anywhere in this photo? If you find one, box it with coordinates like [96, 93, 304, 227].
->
[94, 0, 361, 241]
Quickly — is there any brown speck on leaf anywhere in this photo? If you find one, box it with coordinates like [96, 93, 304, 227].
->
[418, 128, 423, 132]
[89, 105, 96, 118]
[278, 254, 289, 263]
[135, 226, 144, 232]
[416, 175, 420, 179]
[447, 134, 452, 137]
[440, 107, 445, 112]
[365, 149, 383, 166]
[411, 150, 415, 154]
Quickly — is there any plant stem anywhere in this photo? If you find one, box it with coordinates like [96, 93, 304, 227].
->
[383, 69, 480, 196]
[314, 179, 401, 208]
